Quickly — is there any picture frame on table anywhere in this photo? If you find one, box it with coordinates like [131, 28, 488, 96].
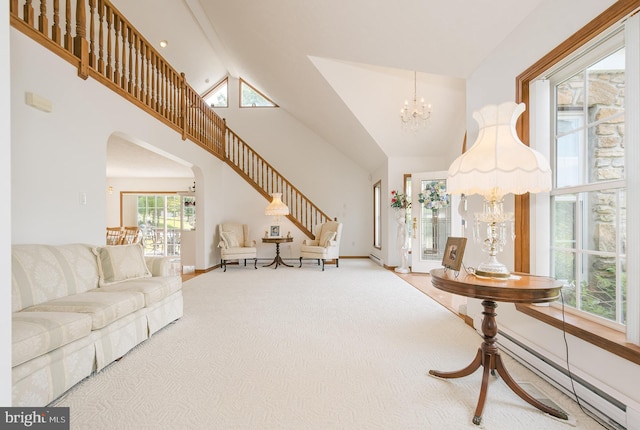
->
[269, 225, 281, 238]
[442, 237, 467, 271]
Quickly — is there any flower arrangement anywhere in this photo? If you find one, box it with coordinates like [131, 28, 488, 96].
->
[390, 190, 411, 209]
[418, 181, 449, 210]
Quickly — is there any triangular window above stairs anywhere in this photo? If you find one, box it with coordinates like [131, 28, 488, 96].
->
[240, 78, 278, 108]
[203, 77, 228, 108]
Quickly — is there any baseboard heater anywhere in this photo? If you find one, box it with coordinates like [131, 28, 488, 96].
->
[497, 330, 627, 430]
[369, 254, 383, 266]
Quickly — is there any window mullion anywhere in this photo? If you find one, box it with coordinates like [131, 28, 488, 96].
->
[616, 190, 623, 325]
[575, 195, 583, 309]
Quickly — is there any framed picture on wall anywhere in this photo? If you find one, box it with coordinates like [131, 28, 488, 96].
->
[270, 225, 281, 238]
[442, 237, 467, 271]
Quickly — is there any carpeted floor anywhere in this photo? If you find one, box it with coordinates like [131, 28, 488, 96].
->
[51, 260, 604, 429]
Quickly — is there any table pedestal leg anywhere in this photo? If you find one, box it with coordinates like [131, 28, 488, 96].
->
[264, 242, 293, 268]
[429, 300, 568, 425]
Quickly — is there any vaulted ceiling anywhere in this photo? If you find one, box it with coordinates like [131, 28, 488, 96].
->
[109, 0, 546, 175]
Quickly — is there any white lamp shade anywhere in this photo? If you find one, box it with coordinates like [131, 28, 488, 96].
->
[447, 102, 551, 200]
[265, 193, 290, 216]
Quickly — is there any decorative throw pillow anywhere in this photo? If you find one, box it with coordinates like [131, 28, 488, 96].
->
[221, 231, 240, 248]
[319, 230, 337, 247]
[92, 244, 152, 287]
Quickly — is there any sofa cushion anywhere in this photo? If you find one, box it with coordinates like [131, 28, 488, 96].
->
[145, 256, 180, 277]
[12, 311, 93, 367]
[93, 244, 151, 287]
[24, 291, 145, 330]
[12, 244, 100, 312]
[96, 276, 182, 306]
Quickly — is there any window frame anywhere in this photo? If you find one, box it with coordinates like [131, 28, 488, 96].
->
[544, 37, 627, 330]
[132, 193, 185, 257]
[373, 181, 382, 249]
[514, 1, 640, 358]
[202, 77, 229, 108]
[239, 78, 278, 108]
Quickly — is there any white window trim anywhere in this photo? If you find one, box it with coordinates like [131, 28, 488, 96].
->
[625, 13, 640, 344]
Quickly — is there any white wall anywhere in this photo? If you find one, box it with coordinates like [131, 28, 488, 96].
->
[1, 1, 12, 406]
[11, 31, 374, 271]
[214, 76, 372, 258]
[466, 0, 640, 418]
[10, 29, 224, 270]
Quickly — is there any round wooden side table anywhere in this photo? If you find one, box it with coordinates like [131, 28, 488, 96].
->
[262, 237, 293, 268]
[429, 267, 568, 425]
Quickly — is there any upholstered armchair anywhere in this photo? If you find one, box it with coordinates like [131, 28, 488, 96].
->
[218, 223, 257, 272]
[299, 220, 343, 271]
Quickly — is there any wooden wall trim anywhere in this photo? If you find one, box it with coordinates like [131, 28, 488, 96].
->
[514, 0, 640, 273]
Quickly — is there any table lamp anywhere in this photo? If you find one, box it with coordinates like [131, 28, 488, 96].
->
[265, 193, 290, 235]
[446, 102, 551, 278]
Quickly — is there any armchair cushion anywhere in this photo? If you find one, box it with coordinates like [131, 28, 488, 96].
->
[319, 230, 336, 247]
[220, 231, 240, 248]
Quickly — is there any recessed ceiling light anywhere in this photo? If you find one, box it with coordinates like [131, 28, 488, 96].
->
[159, 40, 168, 48]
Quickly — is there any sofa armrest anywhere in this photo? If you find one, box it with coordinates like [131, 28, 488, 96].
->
[145, 256, 181, 277]
[303, 239, 319, 246]
[218, 240, 227, 249]
[243, 239, 256, 247]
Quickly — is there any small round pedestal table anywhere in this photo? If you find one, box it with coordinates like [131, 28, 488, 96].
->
[262, 237, 293, 268]
[429, 267, 568, 425]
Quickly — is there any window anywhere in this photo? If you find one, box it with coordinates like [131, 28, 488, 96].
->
[136, 194, 195, 257]
[519, 5, 640, 346]
[203, 77, 228, 108]
[404, 174, 412, 239]
[546, 42, 627, 329]
[373, 181, 381, 249]
[239, 78, 277, 107]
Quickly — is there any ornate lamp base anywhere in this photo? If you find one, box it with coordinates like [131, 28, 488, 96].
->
[475, 256, 510, 279]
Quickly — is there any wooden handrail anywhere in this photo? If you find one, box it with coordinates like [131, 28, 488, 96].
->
[10, 0, 328, 239]
[225, 129, 331, 238]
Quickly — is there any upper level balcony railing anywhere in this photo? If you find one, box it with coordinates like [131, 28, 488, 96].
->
[10, 0, 331, 238]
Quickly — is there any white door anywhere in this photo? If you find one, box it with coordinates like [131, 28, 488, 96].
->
[410, 171, 462, 273]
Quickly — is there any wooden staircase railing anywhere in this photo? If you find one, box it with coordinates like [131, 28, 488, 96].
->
[225, 128, 331, 238]
[10, 0, 329, 238]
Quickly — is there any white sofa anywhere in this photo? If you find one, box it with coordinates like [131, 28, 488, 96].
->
[11, 243, 183, 406]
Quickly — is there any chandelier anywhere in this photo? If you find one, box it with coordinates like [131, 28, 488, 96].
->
[400, 71, 432, 131]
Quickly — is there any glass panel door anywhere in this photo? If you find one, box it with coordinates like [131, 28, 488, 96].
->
[137, 194, 183, 257]
[411, 171, 460, 273]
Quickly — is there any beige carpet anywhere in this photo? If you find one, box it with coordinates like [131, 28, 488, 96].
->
[51, 260, 604, 429]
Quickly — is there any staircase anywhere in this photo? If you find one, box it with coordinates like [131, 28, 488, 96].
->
[10, 0, 330, 239]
